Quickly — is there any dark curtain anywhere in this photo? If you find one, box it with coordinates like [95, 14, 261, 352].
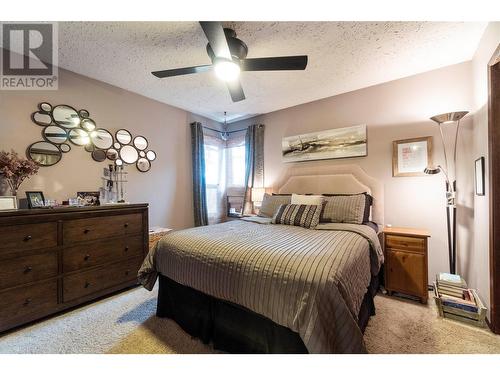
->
[191, 122, 209, 226]
[242, 124, 265, 215]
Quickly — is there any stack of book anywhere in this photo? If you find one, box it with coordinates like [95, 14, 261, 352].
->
[433, 272, 486, 326]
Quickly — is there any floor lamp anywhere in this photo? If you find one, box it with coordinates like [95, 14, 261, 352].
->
[424, 111, 468, 275]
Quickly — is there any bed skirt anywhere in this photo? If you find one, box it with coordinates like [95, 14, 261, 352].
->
[156, 273, 379, 354]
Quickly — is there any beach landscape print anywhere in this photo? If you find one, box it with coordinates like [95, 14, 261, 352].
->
[282, 124, 367, 162]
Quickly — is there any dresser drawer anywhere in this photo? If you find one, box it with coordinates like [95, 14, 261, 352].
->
[0, 222, 58, 254]
[386, 234, 425, 251]
[63, 235, 144, 272]
[0, 251, 58, 290]
[386, 249, 426, 297]
[0, 280, 58, 329]
[63, 213, 143, 244]
[63, 257, 142, 302]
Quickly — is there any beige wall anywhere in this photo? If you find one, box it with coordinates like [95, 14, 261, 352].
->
[231, 62, 474, 284]
[464, 22, 500, 317]
[0, 67, 220, 230]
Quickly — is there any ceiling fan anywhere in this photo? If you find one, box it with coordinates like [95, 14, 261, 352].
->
[151, 21, 308, 102]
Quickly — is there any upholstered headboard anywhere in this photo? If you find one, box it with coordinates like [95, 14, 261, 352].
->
[274, 164, 384, 226]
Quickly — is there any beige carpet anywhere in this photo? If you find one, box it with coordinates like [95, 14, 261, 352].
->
[1, 286, 499, 354]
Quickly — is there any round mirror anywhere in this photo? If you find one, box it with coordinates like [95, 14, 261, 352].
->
[39, 102, 52, 113]
[53, 105, 80, 128]
[92, 149, 107, 162]
[32, 111, 52, 126]
[114, 142, 121, 149]
[43, 125, 67, 144]
[60, 144, 71, 153]
[146, 150, 157, 161]
[116, 129, 132, 145]
[137, 158, 151, 172]
[69, 128, 90, 146]
[28, 141, 62, 166]
[106, 148, 119, 161]
[81, 119, 96, 132]
[79, 109, 90, 118]
[139, 151, 145, 157]
[133, 136, 148, 150]
[90, 128, 113, 150]
[120, 145, 139, 164]
[115, 159, 123, 166]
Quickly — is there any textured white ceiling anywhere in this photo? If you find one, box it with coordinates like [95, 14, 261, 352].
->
[58, 22, 487, 123]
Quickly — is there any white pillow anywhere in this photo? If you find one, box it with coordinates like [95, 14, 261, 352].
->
[291, 194, 324, 205]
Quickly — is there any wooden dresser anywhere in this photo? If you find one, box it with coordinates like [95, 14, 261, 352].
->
[0, 204, 148, 332]
[383, 227, 430, 304]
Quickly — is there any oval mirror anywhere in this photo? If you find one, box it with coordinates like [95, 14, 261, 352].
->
[106, 148, 119, 161]
[32, 111, 52, 126]
[120, 145, 139, 164]
[81, 119, 96, 132]
[133, 136, 148, 150]
[53, 105, 80, 128]
[39, 102, 52, 113]
[139, 151, 145, 157]
[28, 141, 62, 166]
[79, 109, 90, 118]
[92, 149, 107, 162]
[146, 150, 157, 161]
[137, 158, 151, 172]
[60, 144, 71, 153]
[114, 142, 121, 149]
[43, 125, 67, 144]
[90, 128, 113, 150]
[116, 129, 132, 145]
[69, 128, 90, 146]
[115, 159, 123, 166]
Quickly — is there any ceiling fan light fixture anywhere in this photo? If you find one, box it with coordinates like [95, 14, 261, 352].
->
[214, 58, 240, 82]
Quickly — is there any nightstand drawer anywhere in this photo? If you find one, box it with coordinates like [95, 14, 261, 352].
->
[386, 235, 425, 251]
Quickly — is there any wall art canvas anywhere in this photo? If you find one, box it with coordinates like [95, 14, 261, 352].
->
[282, 124, 367, 163]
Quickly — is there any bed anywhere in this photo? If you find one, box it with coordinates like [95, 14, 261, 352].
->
[139, 165, 384, 354]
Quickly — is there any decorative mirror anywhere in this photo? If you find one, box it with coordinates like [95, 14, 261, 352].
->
[52, 105, 80, 128]
[116, 129, 132, 145]
[120, 145, 139, 164]
[137, 158, 151, 172]
[91, 129, 113, 150]
[28, 141, 62, 166]
[43, 125, 67, 144]
[32, 111, 52, 126]
[28, 102, 157, 172]
[133, 136, 148, 150]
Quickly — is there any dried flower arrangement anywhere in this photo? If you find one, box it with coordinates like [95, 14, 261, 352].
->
[0, 150, 39, 196]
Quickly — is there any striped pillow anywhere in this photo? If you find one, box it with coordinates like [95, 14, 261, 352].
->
[258, 193, 291, 218]
[272, 204, 322, 229]
[320, 193, 369, 224]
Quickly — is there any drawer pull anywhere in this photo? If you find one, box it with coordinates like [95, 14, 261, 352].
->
[23, 298, 32, 306]
[84, 254, 91, 261]
[24, 266, 33, 273]
[124, 246, 129, 252]
[23, 235, 32, 242]
[84, 281, 91, 288]
[125, 270, 130, 276]
[124, 223, 129, 228]
[83, 229, 91, 234]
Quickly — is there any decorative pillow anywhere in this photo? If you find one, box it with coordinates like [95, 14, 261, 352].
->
[320, 193, 372, 224]
[291, 193, 324, 205]
[258, 193, 291, 218]
[272, 204, 322, 229]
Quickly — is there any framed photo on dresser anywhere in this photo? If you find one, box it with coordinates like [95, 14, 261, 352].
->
[392, 136, 433, 177]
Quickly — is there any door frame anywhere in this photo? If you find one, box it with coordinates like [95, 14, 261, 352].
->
[488, 44, 500, 334]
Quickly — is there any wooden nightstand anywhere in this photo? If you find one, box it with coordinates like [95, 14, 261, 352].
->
[383, 227, 431, 304]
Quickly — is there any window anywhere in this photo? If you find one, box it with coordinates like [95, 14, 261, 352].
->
[227, 145, 245, 187]
[204, 137, 226, 221]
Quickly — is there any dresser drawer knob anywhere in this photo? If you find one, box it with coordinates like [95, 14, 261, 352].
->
[83, 229, 91, 234]
[23, 298, 32, 306]
[84, 254, 91, 261]
[125, 270, 130, 276]
[23, 235, 32, 242]
[124, 246, 129, 252]
[84, 281, 91, 288]
[24, 266, 33, 273]
[124, 223, 129, 228]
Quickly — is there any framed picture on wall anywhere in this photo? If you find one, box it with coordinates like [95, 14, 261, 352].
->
[475, 157, 485, 196]
[392, 136, 433, 177]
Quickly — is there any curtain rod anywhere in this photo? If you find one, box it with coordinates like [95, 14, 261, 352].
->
[202, 126, 247, 134]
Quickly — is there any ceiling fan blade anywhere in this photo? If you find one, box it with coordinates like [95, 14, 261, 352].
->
[240, 56, 308, 71]
[226, 80, 245, 102]
[151, 64, 212, 78]
[199, 21, 232, 60]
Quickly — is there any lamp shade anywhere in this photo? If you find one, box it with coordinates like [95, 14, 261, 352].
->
[430, 111, 469, 124]
[251, 187, 266, 203]
[424, 167, 441, 175]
